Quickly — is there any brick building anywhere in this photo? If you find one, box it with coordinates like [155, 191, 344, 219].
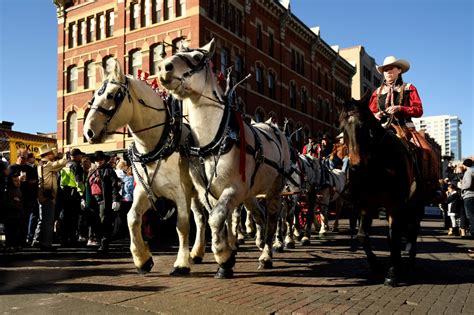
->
[54, 0, 355, 153]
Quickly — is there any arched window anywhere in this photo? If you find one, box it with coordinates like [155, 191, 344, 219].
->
[150, 44, 162, 75]
[220, 48, 228, 75]
[67, 66, 78, 92]
[289, 81, 296, 108]
[301, 87, 307, 113]
[256, 65, 264, 94]
[234, 55, 242, 81]
[67, 111, 78, 145]
[268, 71, 275, 100]
[103, 56, 115, 76]
[84, 61, 95, 90]
[129, 50, 142, 77]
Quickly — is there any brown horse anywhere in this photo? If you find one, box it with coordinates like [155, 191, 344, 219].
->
[339, 95, 436, 286]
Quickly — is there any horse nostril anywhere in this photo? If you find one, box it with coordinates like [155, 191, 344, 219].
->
[87, 129, 95, 139]
[164, 63, 173, 72]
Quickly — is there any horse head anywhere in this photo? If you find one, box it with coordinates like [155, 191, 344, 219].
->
[338, 92, 379, 168]
[84, 59, 133, 144]
[158, 39, 216, 101]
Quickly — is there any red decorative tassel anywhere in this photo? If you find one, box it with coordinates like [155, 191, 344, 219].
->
[217, 72, 225, 82]
[151, 78, 159, 90]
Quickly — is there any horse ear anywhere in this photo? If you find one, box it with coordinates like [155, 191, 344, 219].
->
[201, 38, 216, 58]
[113, 59, 124, 81]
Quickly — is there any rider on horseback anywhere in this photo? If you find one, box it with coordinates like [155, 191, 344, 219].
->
[369, 56, 440, 186]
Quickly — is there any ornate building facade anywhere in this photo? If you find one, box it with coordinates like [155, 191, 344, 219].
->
[54, 0, 355, 153]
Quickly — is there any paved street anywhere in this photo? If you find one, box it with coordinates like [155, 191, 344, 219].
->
[1, 218, 473, 314]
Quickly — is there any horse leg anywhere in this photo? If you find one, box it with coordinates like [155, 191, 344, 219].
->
[232, 206, 246, 246]
[404, 202, 423, 272]
[302, 187, 316, 246]
[170, 195, 192, 276]
[245, 206, 257, 238]
[209, 193, 238, 279]
[258, 180, 283, 269]
[319, 189, 330, 237]
[332, 197, 343, 232]
[128, 192, 154, 273]
[273, 198, 287, 253]
[243, 198, 266, 250]
[284, 196, 297, 249]
[356, 211, 380, 274]
[385, 213, 403, 287]
[190, 196, 206, 264]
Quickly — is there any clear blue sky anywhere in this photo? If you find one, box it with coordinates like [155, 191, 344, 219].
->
[0, 0, 473, 157]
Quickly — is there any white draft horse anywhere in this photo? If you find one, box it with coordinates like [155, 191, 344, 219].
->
[83, 60, 206, 275]
[158, 39, 291, 278]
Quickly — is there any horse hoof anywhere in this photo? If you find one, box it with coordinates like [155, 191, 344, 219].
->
[273, 245, 284, 253]
[384, 276, 398, 287]
[169, 267, 191, 276]
[319, 232, 327, 238]
[301, 238, 310, 246]
[285, 242, 295, 249]
[137, 257, 154, 274]
[258, 260, 273, 270]
[192, 256, 203, 264]
[214, 267, 233, 279]
[237, 238, 245, 245]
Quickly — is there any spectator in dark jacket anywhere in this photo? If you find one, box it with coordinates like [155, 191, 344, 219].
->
[86, 151, 121, 252]
[5, 173, 23, 250]
[460, 159, 474, 237]
[446, 184, 462, 236]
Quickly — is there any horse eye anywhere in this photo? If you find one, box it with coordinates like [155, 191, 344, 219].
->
[193, 55, 202, 62]
[107, 93, 113, 99]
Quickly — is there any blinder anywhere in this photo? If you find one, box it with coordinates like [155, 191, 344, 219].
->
[88, 78, 130, 122]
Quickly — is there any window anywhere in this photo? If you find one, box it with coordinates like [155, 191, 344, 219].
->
[176, 0, 185, 17]
[324, 72, 328, 90]
[256, 24, 262, 50]
[216, 1, 221, 23]
[301, 88, 307, 113]
[164, 0, 173, 20]
[129, 50, 142, 77]
[229, 5, 235, 32]
[269, 32, 274, 57]
[236, 10, 242, 36]
[97, 13, 105, 40]
[152, 0, 162, 23]
[289, 81, 296, 108]
[220, 49, 228, 75]
[291, 49, 296, 70]
[131, 2, 139, 30]
[87, 16, 94, 43]
[67, 112, 78, 145]
[106, 10, 114, 37]
[67, 66, 78, 93]
[140, 0, 149, 27]
[223, 0, 229, 28]
[84, 61, 95, 90]
[77, 19, 84, 46]
[150, 44, 161, 75]
[234, 55, 242, 81]
[363, 66, 372, 82]
[68, 22, 75, 48]
[207, 0, 214, 19]
[268, 72, 275, 100]
[256, 65, 264, 94]
[255, 107, 265, 123]
[373, 76, 381, 87]
[317, 68, 321, 86]
[103, 56, 115, 75]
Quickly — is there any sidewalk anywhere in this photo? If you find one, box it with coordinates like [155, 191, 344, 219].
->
[1, 218, 473, 314]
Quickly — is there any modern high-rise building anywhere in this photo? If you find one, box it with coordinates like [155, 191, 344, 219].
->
[339, 46, 382, 100]
[413, 115, 462, 160]
[53, 0, 356, 154]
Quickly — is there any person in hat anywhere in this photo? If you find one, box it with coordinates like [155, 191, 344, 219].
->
[460, 158, 474, 237]
[369, 55, 440, 185]
[32, 144, 69, 250]
[330, 133, 349, 172]
[369, 56, 422, 125]
[85, 150, 121, 252]
[58, 148, 86, 246]
[302, 134, 320, 158]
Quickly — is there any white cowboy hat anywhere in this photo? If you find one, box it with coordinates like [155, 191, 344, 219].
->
[39, 144, 56, 156]
[336, 132, 344, 139]
[377, 56, 410, 74]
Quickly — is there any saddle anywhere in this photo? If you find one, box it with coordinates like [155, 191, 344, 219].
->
[390, 124, 440, 189]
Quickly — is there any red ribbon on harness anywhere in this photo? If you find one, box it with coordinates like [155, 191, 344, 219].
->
[235, 111, 246, 182]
